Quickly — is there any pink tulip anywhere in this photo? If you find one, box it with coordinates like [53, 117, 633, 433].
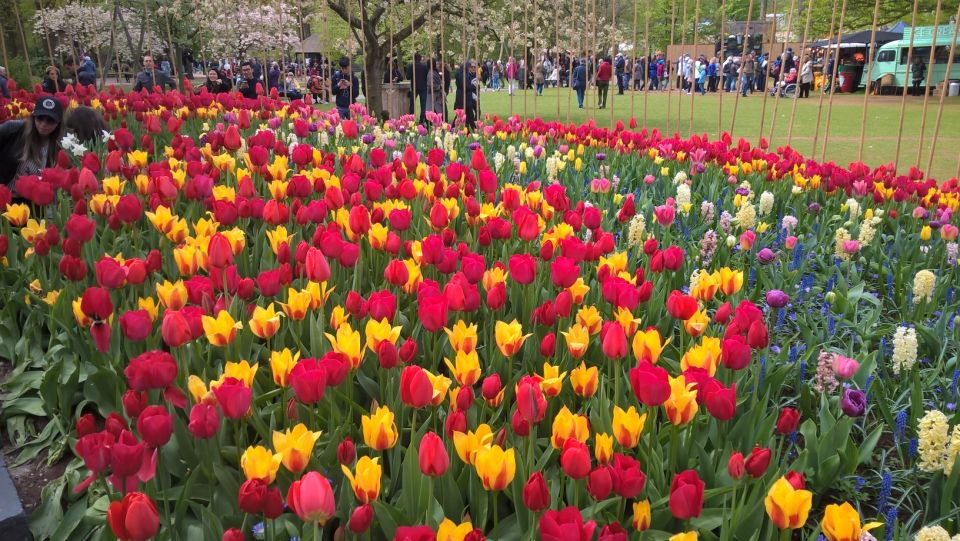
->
[832, 355, 860, 380]
[287, 471, 335, 525]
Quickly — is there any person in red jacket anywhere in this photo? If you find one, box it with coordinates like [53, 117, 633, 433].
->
[595, 57, 612, 109]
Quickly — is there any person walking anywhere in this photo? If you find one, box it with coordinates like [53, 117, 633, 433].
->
[739, 52, 756, 97]
[133, 55, 177, 93]
[0, 66, 10, 98]
[425, 58, 447, 121]
[615, 53, 626, 94]
[506, 57, 518, 96]
[596, 56, 612, 108]
[454, 60, 479, 130]
[572, 58, 587, 108]
[911, 56, 926, 96]
[707, 56, 719, 92]
[534, 58, 545, 95]
[799, 56, 813, 98]
[648, 56, 659, 91]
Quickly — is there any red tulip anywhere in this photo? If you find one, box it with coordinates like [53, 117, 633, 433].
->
[598, 523, 628, 541]
[400, 365, 433, 408]
[744, 446, 771, 478]
[665, 290, 698, 320]
[238, 478, 268, 514]
[384, 259, 409, 286]
[776, 407, 800, 435]
[119, 310, 153, 341]
[81, 287, 113, 320]
[341, 119, 359, 139]
[703, 381, 737, 421]
[720, 335, 752, 370]
[668, 469, 705, 519]
[600, 321, 628, 360]
[76, 414, 98, 438]
[136, 406, 172, 448]
[508, 254, 537, 285]
[418, 295, 449, 332]
[349, 504, 374, 534]
[418, 431, 449, 477]
[287, 471, 336, 524]
[516, 375, 547, 424]
[188, 403, 220, 439]
[304, 247, 331, 283]
[728, 452, 745, 480]
[74, 431, 114, 492]
[393, 526, 436, 541]
[539, 507, 597, 541]
[161, 310, 194, 347]
[747, 320, 769, 349]
[222, 528, 244, 541]
[107, 492, 159, 541]
[629, 361, 671, 406]
[95, 257, 128, 288]
[550, 256, 579, 288]
[223, 125, 242, 151]
[522, 471, 550, 512]
[289, 358, 328, 404]
[125, 351, 177, 391]
[610, 454, 646, 499]
[587, 465, 613, 500]
[338, 438, 357, 465]
[212, 378, 251, 419]
[560, 440, 591, 480]
[784, 470, 806, 489]
[207, 233, 234, 268]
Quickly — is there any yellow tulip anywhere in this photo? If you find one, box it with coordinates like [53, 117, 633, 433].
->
[614, 307, 643, 337]
[612, 406, 647, 449]
[221, 360, 258, 388]
[540, 362, 568, 397]
[240, 445, 282, 484]
[156, 280, 188, 310]
[680, 337, 722, 376]
[576, 305, 603, 334]
[249, 303, 283, 339]
[683, 309, 711, 337]
[267, 155, 290, 181]
[717, 267, 744, 296]
[473, 445, 516, 491]
[173, 244, 204, 276]
[550, 406, 590, 449]
[304, 281, 333, 309]
[821, 502, 883, 541]
[494, 320, 531, 357]
[569, 361, 598, 398]
[329, 306, 349, 330]
[270, 348, 300, 387]
[187, 375, 214, 404]
[266, 226, 292, 256]
[692, 271, 720, 302]
[364, 318, 402, 353]
[127, 150, 148, 167]
[633, 499, 651, 532]
[669, 533, 698, 541]
[764, 477, 813, 530]
[594, 433, 614, 464]
[481, 266, 509, 291]
[222, 228, 246, 254]
[599, 252, 628, 275]
[202, 310, 243, 346]
[562, 323, 591, 359]
[444, 320, 478, 353]
[138, 297, 159, 321]
[424, 369, 453, 406]
[341, 456, 382, 503]
[72, 298, 92, 327]
[567, 277, 590, 303]
[368, 223, 389, 250]
[326, 322, 362, 369]
[267, 179, 288, 200]
[437, 518, 474, 541]
[19, 219, 47, 244]
[453, 424, 494, 465]
[280, 287, 313, 320]
[632, 327, 671, 364]
[361, 406, 399, 451]
[664, 375, 699, 425]
[920, 225, 932, 241]
[444, 349, 482, 387]
[273, 423, 321, 473]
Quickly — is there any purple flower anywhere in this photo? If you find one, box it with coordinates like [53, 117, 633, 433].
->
[840, 388, 866, 417]
[766, 289, 790, 309]
[596, 152, 606, 161]
[361, 134, 375, 145]
[807, 202, 821, 214]
[468, 142, 480, 151]
[735, 187, 751, 196]
[757, 248, 777, 264]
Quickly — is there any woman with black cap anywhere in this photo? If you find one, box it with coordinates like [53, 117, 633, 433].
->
[0, 97, 64, 188]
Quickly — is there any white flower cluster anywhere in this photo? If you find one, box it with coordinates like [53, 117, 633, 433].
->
[892, 326, 918, 375]
[857, 216, 883, 247]
[735, 204, 757, 231]
[758, 191, 775, 216]
[627, 214, 646, 247]
[845, 198, 862, 220]
[673, 170, 687, 184]
[912, 270, 936, 304]
[676, 184, 691, 213]
[61, 133, 88, 157]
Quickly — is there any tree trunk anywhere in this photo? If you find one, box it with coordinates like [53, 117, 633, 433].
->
[365, 47, 386, 119]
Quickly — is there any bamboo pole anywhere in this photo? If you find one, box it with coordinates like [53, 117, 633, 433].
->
[555, 1, 561, 120]
[509, 5, 515, 116]
[411, 0, 417, 122]
[677, 0, 688, 130]
[440, 0, 446, 123]
[0, 8, 10, 77]
[36, 0, 57, 70]
[758, 0, 780, 142]
[820, 0, 849, 162]
[163, 11, 180, 91]
[786, 0, 815, 146]
[609, 0, 616, 128]
[855, 0, 882, 161]
[642, 0, 650, 129]
[718, 0, 725, 137]
[666, 0, 677, 132]
[461, 0, 467, 127]
[630, 0, 639, 122]
[892, 0, 920, 170]
[426, 0, 436, 124]
[810, 0, 839, 156]
[924, 5, 960, 177]
[13, 1, 33, 80]
[567, 2, 575, 124]
[766, 0, 796, 146]
[524, 3, 529, 120]
[915, 0, 942, 168]
[589, 0, 597, 121]
[728, 0, 754, 135]
[688, 0, 701, 136]
[297, 0, 306, 79]
[358, 0, 371, 112]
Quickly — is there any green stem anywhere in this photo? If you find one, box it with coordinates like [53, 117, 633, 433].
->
[493, 490, 500, 530]
[314, 521, 322, 541]
[426, 477, 434, 524]
[779, 527, 791, 541]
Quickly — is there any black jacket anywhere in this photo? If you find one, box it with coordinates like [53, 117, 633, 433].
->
[133, 69, 176, 93]
[204, 78, 232, 94]
[237, 77, 259, 99]
[42, 78, 67, 93]
[453, 68, 477, 110]
[0, 120, 29, 187]
[331, 70, 360, 108]
[405, 61, 429, 94]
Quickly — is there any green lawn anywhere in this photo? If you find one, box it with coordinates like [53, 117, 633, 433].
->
[442, 87, 960, 181]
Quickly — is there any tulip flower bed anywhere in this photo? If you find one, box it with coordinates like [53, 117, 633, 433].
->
[2, 87, 960, 541]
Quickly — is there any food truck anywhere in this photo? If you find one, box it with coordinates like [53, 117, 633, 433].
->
[869, 24, 960, 93]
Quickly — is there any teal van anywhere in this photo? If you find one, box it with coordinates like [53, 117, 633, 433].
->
[870, 25, 960, 90]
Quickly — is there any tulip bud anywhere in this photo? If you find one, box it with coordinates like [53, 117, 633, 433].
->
[522, 471, 550, 512]
[348, 504, 374, 534]
[744, 446, 771, 478]
[337, 438, 356, 465]
[775, 407, 800, 435]
[727, 452, 745, 480]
